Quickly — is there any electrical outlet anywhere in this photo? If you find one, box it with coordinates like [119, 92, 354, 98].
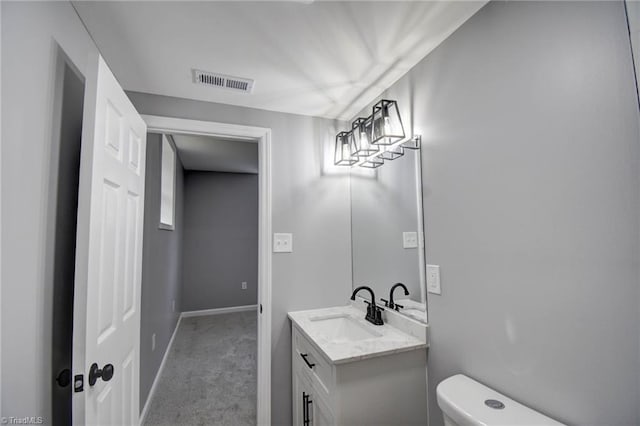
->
[152, 333, 156, 351]
[403, 231, 418, 249]
[427, 265, 441, 295]
[242, 281, 247, 290]
[273, 233, 293, 253]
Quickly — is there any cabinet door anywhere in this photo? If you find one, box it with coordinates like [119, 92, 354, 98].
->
[293, 370, 312, 425]
[293, 369, 336, 426]
[310, 391, 334, 426]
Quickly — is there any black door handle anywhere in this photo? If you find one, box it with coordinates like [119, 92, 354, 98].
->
[300, 353, 315, 369]
[303, 392, 312, 425]
[88, 363, 114, 386]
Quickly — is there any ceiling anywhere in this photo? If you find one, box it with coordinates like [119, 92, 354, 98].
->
[171, 134, 258, 174]
[73, 1, 486, 120]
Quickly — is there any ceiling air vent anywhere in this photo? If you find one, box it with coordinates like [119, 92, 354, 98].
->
[192, 69, 254, 94]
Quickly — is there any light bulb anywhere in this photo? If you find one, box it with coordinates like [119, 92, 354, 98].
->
[383, 115, 391, 135]
[342, 141, 350, 158]
[360, 130, 368, 145]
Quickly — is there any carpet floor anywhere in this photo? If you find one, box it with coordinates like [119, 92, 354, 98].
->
[144, 311, 257, 426]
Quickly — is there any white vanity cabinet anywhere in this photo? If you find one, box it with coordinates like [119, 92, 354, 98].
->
[293, 362, 334, 426]
[291, 322, 428, 425]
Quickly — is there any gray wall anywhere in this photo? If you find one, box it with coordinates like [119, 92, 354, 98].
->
[139, 133, 184, 410]
[359, 2, 640, 424]
[182, 172, 258, 311]
[126, 91, 352, 425]
[1, 2, 100, 421]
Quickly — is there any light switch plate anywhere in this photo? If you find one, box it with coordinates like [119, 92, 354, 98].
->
[273, 233, 293, 253]
[403, 232, 418, 249]
[427, 264, 441, 295]
[242, 281, 247, 290]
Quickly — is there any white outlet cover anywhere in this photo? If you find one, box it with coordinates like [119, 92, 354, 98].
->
[427, 264, 441, 295]
[403, 231, 418, 249]
[273, 233, 293, 253]
[242, 281, 247, 290]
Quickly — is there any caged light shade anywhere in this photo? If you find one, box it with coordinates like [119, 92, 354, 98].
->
[371, 100, 405, 145]
[360, 156, 384, 169]
[334, 131, 358, 166]
[378, 144, 404, 161]
[352, 117, 378, 157]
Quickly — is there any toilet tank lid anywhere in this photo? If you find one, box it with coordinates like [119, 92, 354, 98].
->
[436, 375, 565, 426]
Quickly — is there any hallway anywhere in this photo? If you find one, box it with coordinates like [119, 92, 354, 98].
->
[144, 311, 257, 425]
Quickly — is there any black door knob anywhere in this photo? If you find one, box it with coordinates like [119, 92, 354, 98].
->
[88, 363, 114, 386]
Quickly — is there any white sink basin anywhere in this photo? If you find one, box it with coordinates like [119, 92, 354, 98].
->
[309, 313, 382, 343]
[288, 305, 428, 364]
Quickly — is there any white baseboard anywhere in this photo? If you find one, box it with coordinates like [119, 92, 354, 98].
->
[139, 314, 182, 425]
[181, 304, 258, 318]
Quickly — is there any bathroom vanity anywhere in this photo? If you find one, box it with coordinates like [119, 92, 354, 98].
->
[287, 128, 431, 425]
[288, 304, 428, 425]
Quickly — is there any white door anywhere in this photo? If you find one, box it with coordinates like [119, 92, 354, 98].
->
[72, 54, 146, 426]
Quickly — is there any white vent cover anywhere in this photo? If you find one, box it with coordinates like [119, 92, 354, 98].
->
[192, 69, 254, 93]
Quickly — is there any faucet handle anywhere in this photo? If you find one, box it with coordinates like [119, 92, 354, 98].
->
[393, 303, 404, 312]
[380, 298, 390, 307]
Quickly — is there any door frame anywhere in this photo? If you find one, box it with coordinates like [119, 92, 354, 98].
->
[142, 114, 272, 425]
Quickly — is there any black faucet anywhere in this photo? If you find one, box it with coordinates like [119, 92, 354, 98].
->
[381, 283, 410, 311]
[350, 286, 384, 326]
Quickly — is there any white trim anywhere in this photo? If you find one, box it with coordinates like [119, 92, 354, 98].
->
[143, 115, 272, 425]
[181, 304, 258, 318]
[257, 126, 273, 426]
[139, 315, 182, 425]
[142, 115, 269, 140]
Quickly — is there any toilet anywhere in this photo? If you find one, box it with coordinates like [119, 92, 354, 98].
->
[436, 374, 565, 426]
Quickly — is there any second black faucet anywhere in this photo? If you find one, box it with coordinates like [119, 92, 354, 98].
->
[350, 286, 384, 325]
[381, 282, 410, 311]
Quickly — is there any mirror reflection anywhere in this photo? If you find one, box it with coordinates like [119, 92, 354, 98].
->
[350, 146, 427, 323]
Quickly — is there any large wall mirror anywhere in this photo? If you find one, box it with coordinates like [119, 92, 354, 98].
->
[350, 145, 427, 323]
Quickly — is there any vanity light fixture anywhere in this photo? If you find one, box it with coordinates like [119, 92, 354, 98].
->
[402, 135, 422, 150]
[378, 144, 404, 161]
[360, 157, 384, 169]
[371, 99, 405, 146]
[333, 99, 419, 168]
[334, 131, 358, 166]
[352, 117, 378, 157]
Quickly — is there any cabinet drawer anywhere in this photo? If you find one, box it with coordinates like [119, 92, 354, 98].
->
[293, 327, 334, 403]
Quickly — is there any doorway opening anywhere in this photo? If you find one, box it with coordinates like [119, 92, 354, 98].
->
[139, 116, 272, 425]
[48, 50, 85, 425]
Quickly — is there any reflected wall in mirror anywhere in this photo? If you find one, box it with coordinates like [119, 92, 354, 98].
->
[350, 146, 427, 323]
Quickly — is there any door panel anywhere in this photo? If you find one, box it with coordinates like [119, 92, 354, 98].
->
[73, 54, 146, 426]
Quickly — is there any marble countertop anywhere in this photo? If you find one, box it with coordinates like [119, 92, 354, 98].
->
[394, 298, 428, 323]
[288, 305, 427, 365]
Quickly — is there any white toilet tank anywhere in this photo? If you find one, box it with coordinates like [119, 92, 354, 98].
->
[436, 374, 565, 426]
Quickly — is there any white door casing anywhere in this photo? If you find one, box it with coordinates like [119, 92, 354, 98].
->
[72, 54, 146, 426]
